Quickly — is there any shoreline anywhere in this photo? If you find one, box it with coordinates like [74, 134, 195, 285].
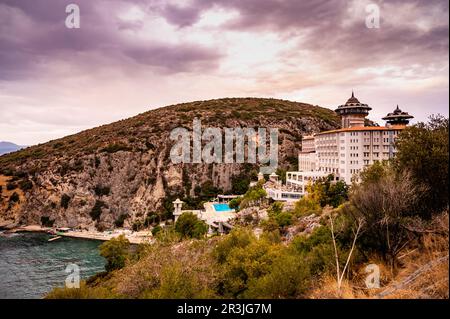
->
[0, 224, 153, 245]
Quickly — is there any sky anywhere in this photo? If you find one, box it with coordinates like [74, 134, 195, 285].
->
[0, 0, 448, 145]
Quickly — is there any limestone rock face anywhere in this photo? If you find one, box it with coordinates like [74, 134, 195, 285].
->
[0, 98, 339, 229]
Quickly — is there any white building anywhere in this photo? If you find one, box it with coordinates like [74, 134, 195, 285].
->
[266, 92, 414, 200]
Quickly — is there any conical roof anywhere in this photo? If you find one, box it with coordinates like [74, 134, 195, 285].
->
[382, 105, 413, 123]
[335, 92, 371, 114]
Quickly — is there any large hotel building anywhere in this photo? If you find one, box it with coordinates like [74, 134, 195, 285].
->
[265, 92, 414, 201]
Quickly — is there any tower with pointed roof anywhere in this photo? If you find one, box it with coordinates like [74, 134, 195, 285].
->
[382, 105, 414, 126]
[335, 91, 372, 128]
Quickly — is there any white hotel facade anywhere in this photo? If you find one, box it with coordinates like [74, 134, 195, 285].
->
[266, 92, 414, 201]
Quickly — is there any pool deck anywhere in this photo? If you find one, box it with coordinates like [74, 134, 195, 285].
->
[202, 202, 235, 225]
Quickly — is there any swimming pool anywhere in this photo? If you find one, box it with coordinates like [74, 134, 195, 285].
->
[213, 203, 233, 212]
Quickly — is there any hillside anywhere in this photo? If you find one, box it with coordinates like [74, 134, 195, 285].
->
[0, 98, 339, 230]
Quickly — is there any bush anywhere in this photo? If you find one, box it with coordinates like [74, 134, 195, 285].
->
[350, 164, 425, 269]
[213, 228, 254, 263]
[90, 200, 105, 221]
[239, 182, 267, 209]
[275, 212, 293, 228]
[101, 143, 131, 154]
[394, 115, 449, 218]
[214, 228, 311, 298]
[6, 182, 17, 191]
[19, 179, 33, 191]
[144, 212, 159, 227]
[99, 234, 130, 272]
[9, 192, 19, 203]
[231, 174, 251, 194]
[60, 194, 71, 209]
[174, 212, 208, 239]
[307, 174, 348, 208]
[132, 220, 143, 231]
[267, 202, 283, 217]
[152, 225, 162, 236]
[294, 195, 321, 217]
[228, 197, 241, 210]
[94, 185, 110, 197]
[114, 214, 128, 228]
[40, 216, 55, 227]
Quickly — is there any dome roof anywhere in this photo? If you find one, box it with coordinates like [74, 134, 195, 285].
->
[346, 91, 360, 104]
[335, 91, 371, 114]
[382, 105, 414, 120]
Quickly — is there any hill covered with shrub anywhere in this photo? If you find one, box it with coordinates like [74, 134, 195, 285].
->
[0, 98, 339, 230]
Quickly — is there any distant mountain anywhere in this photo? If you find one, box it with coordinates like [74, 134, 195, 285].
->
[0, 141, 25, 156]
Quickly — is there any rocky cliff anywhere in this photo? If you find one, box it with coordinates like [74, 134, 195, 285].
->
[0, 98, 339, 230]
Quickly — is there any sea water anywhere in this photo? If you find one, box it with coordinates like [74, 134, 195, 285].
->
[0, 231, 105, 299]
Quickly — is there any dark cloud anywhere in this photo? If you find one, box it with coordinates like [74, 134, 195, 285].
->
[0, 0, 223, 80]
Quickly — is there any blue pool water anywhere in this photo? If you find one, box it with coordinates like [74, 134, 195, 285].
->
[213, 203, 233, 212]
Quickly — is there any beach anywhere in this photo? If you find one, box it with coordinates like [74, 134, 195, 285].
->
[2, 224, 153, 244]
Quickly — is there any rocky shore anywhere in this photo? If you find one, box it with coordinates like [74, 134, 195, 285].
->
[0, 222, 152, 244]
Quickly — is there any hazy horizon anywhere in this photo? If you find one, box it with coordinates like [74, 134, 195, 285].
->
[0, 0, 448, 145]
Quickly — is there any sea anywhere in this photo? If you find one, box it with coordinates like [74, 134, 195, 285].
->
[0, 231, 105, 299]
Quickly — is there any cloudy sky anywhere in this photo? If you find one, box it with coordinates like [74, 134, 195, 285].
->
[0, 0, 448, 145]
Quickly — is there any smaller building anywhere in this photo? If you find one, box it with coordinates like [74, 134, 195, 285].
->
[301, 135, 315, 153]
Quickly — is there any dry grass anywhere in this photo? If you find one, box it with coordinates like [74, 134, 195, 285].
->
[309, 275, 363, 299]
[374, 212, 449, 299]
[310, 212, 449, 299]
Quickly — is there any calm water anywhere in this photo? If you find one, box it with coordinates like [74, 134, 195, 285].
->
[0, 231, 105, 299]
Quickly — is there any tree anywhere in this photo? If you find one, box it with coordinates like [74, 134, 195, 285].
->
[329, 213, 363, 292]
[394, 115, 449, 218]
[308, 174, 349, 208]
[349, 165, 426, 271]
[275, 212, 293, 228]
[239, 181, 267, 209]
[175, 212, 208, 239]
[99, 234, 130, 272]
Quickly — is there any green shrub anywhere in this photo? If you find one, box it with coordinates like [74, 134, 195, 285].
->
[144, 212, 159, 227]
[394, 115, 449, 218]
[228, 197, 242, 210]
[267, 202, 284, 217]
[174, 212, 208, 239]
[213, 227, 254, 263]
[275, 212, 293, 228]
[99, 234, 130, 272]
[152, 225, 162, 236]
